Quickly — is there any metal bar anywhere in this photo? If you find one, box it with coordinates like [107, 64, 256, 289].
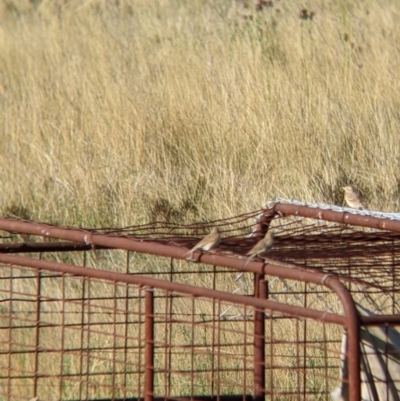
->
[253, 275, 266, 401]
[243, 300, 248, 401]
[0, 241, 100, 253]
[190, 295, 195, 399]
[145, 289, 154, 401]
[7, 268, 13, 400]
[0, 218, 366, 290]
[216, 299, 221, 401]
[124, 251, 130, 400]
[322, 276, 360, 401]
[322, 324, 328, 401]
[295, 319, 300, 401]
[33, 262, 41, 398]
[253, 208, 275, 238]
[269, 309, 273, 400]
[303, 281, 308, 400]
[167, 259, 174, 398]
[85, 272, 91, 401]
[59, 267, 66, 401]
[273, 202, 400, 232]
[138, 287, 143, 398]
[0, 254, 345, 326]
[360, 315, 400, 325]
[212, 266, 217, 398]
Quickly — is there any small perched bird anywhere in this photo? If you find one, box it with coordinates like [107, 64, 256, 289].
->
[342, 185, 367, 210]
[184, 227, 221, 260]
[243, 230, 274, 268]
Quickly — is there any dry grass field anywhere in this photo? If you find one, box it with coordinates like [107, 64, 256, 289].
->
[1, 1, 400, 399]
[1, 0, 400, 228]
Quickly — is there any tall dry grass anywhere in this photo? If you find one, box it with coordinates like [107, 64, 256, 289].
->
[1, 2, 399, 398]
[1, 0, 400, 228]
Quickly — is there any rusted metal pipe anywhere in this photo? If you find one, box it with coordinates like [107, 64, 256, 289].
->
[0, 254, 345, 326]
[253, 275, 267, 401]
[320, 276, 360, 401]
[253, 208, 275, 238]
[0, 241, 100, 253]
[145, 290, 154, 401]
[0, 218, 370, 290]
[360, 315, 400, 325]
[274, 203, 400, 232]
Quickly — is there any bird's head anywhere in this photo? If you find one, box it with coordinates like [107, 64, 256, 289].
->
[342, 185, 354, 193]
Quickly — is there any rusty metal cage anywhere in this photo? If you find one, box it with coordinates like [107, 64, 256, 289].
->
[1, 201, 400, 401]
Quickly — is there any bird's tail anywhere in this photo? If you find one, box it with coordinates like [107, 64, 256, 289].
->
[242, 255, 253, 269]
[182, 249, 194, 258]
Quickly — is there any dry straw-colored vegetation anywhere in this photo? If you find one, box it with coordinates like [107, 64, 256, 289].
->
[0, 1, 399, 398]
[1, 0, 400, 228]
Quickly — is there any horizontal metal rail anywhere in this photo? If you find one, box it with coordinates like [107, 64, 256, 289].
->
[360, 315, 400, 326]
[0, 253, 345, 325]
[274, 203, 400, 232]
[0, 241, 104, 253]
[0, 218, 373, 288]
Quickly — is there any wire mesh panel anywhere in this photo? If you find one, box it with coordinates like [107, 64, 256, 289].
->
[264, 316, 342, 400]
[6, 204, 400, 401]
[0, 263, 146, 400]
[0, 259, 348, 401]
[151, 293, 255, 398]
[0, 261, 258, 401]
[231, 275, 346, 401]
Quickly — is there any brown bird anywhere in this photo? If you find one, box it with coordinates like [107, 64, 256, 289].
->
[184, 227, 221, 260]
[342, 185, 367, 210]
[243, 230, 274, 267]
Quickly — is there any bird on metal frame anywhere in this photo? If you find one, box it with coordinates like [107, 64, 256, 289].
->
[342, 185, 367, 210]
[243, 230, 275, 268]
[184, 227, 221, 261]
